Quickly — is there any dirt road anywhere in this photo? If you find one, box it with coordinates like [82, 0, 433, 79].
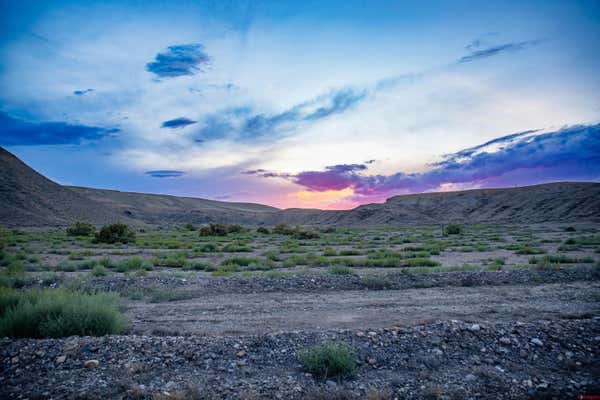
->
[127, 281, 599, 335]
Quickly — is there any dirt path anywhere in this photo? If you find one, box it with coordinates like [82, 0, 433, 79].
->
[127, 281, 600, 335]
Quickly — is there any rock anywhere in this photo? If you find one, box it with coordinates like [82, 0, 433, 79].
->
[468, 324, 481, 332]
[531, 338, 543, 347]
[499, 337, 511, 345]
[84, 359, 99, 368]
[465, 374, 477, 382]
[236, 350, 246, 357]
[432, 348, 443, 356]
[367, 357, 377, 365]
[56, 356, 66, 364]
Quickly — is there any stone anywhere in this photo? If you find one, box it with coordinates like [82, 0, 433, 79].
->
[531, 338, 543, 347]
[56, 356, 66, 364]
[469, 324, 481, 332]
[499, 337, 512, 345]
[465, 374, 477, 382]
[367, 357, 377, 365]
[84, 359, 99, 368]
[236, 350, 246, 357]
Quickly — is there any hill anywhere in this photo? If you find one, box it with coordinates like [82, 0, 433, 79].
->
[1, 146, 599, 227]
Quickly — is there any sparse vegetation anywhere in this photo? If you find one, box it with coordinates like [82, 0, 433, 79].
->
[444, 224, 463, 235]
[299, 341, 356, 380]
[0, 288, 127, 338]
[94, 223, 136, 244]
[66, 221, 96, 236]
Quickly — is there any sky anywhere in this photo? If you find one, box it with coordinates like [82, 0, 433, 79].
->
[1, 0, 599, 209]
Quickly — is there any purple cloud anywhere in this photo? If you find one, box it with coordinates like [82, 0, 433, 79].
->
[249, 123, 600, 198]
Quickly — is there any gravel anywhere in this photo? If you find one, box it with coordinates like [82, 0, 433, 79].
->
[1, 318, 599, 399]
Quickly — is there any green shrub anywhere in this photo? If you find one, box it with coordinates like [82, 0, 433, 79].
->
[322, 247, 338, 257]
[293, 230, 321, 240]
[222, 242, 253, 252]
[445, 224, 462, 235]
[197, 243, 218, 252]
[94, 224, 136, 244]
[516, 246, 546, 255]
[115, 257, 143, 272]
[273, 223, 296, 235]
[328, 265, 354, 275]
[0, 288, 127, 338]
[91, 265, 108, 277]
[152, 252, 188, 268]
[360, 275, 392, 290]
[256, 227, 270, 234]
[183, 223, 197, 231]
[182, 261, 214, 271]
[299, 342, 356, 380]
[66, 221, 96, 237]
[226, 224, 244, 234]
[565, 226, 576, 232]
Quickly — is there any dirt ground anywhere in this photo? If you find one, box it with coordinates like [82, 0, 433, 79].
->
[126, 281, 600, 336]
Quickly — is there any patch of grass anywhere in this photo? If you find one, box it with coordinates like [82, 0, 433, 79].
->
[322, 247, 338, 257]
[90, 265, 108, 277]
[529, 254, 594, 264]
[152, 252, 188, 268]
[360, 275, 392, 290]
[148, 289, 194, 303]
[115, 257, 144, 272]
[283, 253, 330, 268]
[328, 265, 354, 275]
[0, 288, 127, 338]
[299, 341, 356, 380]
[515, 246, 546, 255]
[222, 242, 253, 252]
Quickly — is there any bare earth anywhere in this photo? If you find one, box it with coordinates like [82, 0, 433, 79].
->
[128, 281, 600, 336]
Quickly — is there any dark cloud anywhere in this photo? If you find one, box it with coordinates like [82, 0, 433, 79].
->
[250, 123, 600, 197]
[146, 44, 210, 78]
[459, 39, 542, 63]
[161, 117, 198, 129]
[0, 112, 119, 146]
[145, 170, 185, 178]
[73, 88, 94, 96]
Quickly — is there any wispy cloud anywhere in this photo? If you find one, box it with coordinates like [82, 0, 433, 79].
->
[459, 39, 542, 63]
[145, 170, 185, 178]
[161, 117, 197, 129]
[0, 112, 119, 146]
[197, 87, 367, 142]
[73, 88, 94, 96]
[248, 123, 600, 199]
[146, 44, 210, 78]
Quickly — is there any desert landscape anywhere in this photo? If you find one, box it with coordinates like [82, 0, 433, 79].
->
[1, 147, 599, 399]
[1, 1, 600, 399]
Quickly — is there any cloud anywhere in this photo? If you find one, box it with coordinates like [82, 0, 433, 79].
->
[73, 88, 94, 96]
[250, 123, 600, 198]
[146, 44, 210, 78]
[459, 40, 542, 63]
[197, 87, 367, 141]
[145, 170, 185, 178]
[161, 117, 198, 129]
[0, 112, 119, 146]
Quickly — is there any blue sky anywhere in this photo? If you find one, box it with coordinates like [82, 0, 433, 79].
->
[1, 0, 599, 208]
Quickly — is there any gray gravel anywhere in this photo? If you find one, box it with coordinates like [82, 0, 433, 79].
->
[1, 318, 599, 399]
